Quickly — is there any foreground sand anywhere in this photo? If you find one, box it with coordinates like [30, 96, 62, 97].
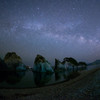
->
[0, 68, 100, 100]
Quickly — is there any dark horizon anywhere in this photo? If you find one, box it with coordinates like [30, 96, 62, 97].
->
[0, 0, 100, 67]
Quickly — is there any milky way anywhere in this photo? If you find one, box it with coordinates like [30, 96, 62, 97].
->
[0, 0, 100, 66]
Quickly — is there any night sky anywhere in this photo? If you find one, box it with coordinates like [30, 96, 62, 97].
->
[0, 0, 100, 66]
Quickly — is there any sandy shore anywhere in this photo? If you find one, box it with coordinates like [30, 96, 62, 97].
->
[0, 67, 100, 100]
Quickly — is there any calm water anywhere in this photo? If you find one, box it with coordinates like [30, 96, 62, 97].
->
[0, 69, 74, 89]
[0, 65, 99, 89]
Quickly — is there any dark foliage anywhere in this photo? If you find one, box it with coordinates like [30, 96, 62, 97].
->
[34, 54, 45, 64]
[63, 57, 78, 66]
[78, 62, 87, 66]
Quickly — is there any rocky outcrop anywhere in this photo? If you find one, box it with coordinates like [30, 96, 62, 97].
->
[55, 59, 69, 70]
[4, 52, 26, 71]
[33, 55, 54, 73]
[54, 57, 79, 71]
[63, 57, 78, 66]
[55, 59, 67, 70]
[63, 57, 78, 71]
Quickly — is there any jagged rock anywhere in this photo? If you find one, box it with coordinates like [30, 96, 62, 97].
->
[33, 55, 54, 73]
[0, 58, 8, 71]
[54, 57, 79, 72]
[54, 59, 68, 71]
[4, 52, 26, 71]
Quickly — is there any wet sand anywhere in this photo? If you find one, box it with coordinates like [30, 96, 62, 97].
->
[0, 67, 100, 100]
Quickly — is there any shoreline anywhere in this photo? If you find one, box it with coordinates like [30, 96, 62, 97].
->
[0, 67, 100, 98]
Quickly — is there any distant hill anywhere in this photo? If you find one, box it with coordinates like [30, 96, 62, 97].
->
[88, 60, 100, 66]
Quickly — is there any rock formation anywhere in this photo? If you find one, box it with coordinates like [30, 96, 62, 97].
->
[63, 57, 78, 71]
[33, 54, 54, 73]
[4, 52, 26, 71]
[55, 59, 67, 70]
[55, 57, 79, 71]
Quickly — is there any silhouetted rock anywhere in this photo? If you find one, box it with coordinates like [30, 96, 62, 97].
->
[63, 57, 78, 71]
[78, 62, 87, 66]
[63, 57, 78, 66]
[33, 54, 54, 73]
[54, 57, 79, 72]
[34, 54, 45, 64]
[54, 59, 67, 71]
[0, 58, 8, 71]
[4, 52, 26, 71]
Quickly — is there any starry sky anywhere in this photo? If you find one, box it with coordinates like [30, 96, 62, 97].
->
[0, 0, 100, 66]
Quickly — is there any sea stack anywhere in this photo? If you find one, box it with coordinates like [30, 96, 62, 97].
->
[4, 52, 26, 71]
[33, 54, 54, 73]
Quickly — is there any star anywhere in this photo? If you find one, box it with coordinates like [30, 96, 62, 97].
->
[0, 0, 100, 66]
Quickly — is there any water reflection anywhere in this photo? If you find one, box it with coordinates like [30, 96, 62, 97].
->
[6, 71, 26, 85]
[55, 71, 67, 81]
[0, 71, 26, 85]
[0, 72, 8, 83]
[33, 72, 53, 87]
[0, 69, 81, 88]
